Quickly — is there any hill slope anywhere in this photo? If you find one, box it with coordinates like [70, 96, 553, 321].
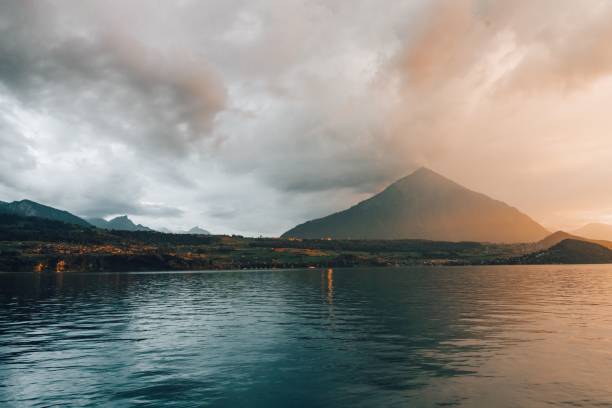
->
[536, 231, 612, 250]
[283, 168, 549, 243]
[519, 239, 612, 264]
[0, 200, 90, 227]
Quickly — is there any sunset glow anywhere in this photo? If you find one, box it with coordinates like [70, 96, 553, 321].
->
[1, 1, 612, 235]
[3, 2, 612, 406]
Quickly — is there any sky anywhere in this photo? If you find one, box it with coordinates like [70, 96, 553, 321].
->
[2, 0, 612, 235]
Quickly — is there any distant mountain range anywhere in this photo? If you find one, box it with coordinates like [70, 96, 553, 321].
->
[159, 226, 211, 235]
[0, 199, 210, 234]
[87, 216, 154, 232]
[283, 168, 550, 243]
[0, 200, 90, 227]
[10, 174, 612, 246]
[571, 223, 612, 241]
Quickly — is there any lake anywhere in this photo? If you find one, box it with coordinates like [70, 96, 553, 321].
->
[1, 266, 612, 407]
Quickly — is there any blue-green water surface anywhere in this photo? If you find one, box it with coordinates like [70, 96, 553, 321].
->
[1, 266, 612, 407]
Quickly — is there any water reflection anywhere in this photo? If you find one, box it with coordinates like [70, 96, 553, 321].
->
[1, 266, 612, 407]
[326, 268, 334, 305]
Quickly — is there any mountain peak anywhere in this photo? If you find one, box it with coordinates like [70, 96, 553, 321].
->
[283, 169, 549, 243]
[388, 167, 466, 198]
[109, 215, 135, 226]
[413, 166, 436, 175]
[187, 226, 210, 235]
[537, 230, 612, 250]
[0, 199, 90, 227]
[537, 231, 579, 250]
[396, 167, 457, 185]
[87, 215, 154, 232]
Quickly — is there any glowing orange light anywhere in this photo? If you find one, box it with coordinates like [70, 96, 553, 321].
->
[327, 268, 334, 304]
[55, 260, 66, 273]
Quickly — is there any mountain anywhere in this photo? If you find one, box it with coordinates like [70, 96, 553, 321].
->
[519, 239, 612, 264]
[571, 223, 612, 241]
[282, 167, 549, 243]
[87, 215, 153, 232]
[87, 218, 111, 229]
[536, 231, 612, 250]
[154, 226, 211, 235]
[537, 231, 584, 249]
[0, 213, 105, 243]
[185, 226, 210, 235]
[0, 199, 90, 227]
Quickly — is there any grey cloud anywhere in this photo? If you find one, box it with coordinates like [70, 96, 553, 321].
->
[76, 197, 184, 220]
[0, 1, 227, 157]
[129, 204, 184, 218]
[3, 0, 612, 235]
[205, 206, 239, 220]
[0, 113, 36, 189]
[82, 172, 186, 222]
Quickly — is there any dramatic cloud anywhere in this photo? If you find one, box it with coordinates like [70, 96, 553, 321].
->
[376, 0, 612, 229]
[0, 1, 226, 156]
[2, 0, 612, 234]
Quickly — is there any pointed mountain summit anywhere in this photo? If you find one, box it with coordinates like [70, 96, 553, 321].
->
[536, 230, 612, 250]
[520, 239, 612, 264]
[87, 215, 153, 232]
[186, 226, 210, 235]
[282, 168, 549, 243]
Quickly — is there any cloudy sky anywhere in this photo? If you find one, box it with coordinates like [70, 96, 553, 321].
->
[2, 0, 612, 235]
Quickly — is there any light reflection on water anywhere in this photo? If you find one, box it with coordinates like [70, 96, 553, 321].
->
[1, 266, 612, 407]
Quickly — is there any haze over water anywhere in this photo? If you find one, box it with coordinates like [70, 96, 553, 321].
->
[1, 266, 612, 407]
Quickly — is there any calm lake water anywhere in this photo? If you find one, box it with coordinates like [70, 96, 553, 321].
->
[1, 266, 612, 407]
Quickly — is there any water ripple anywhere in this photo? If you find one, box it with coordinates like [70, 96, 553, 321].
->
[2, 266, 612, 407]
